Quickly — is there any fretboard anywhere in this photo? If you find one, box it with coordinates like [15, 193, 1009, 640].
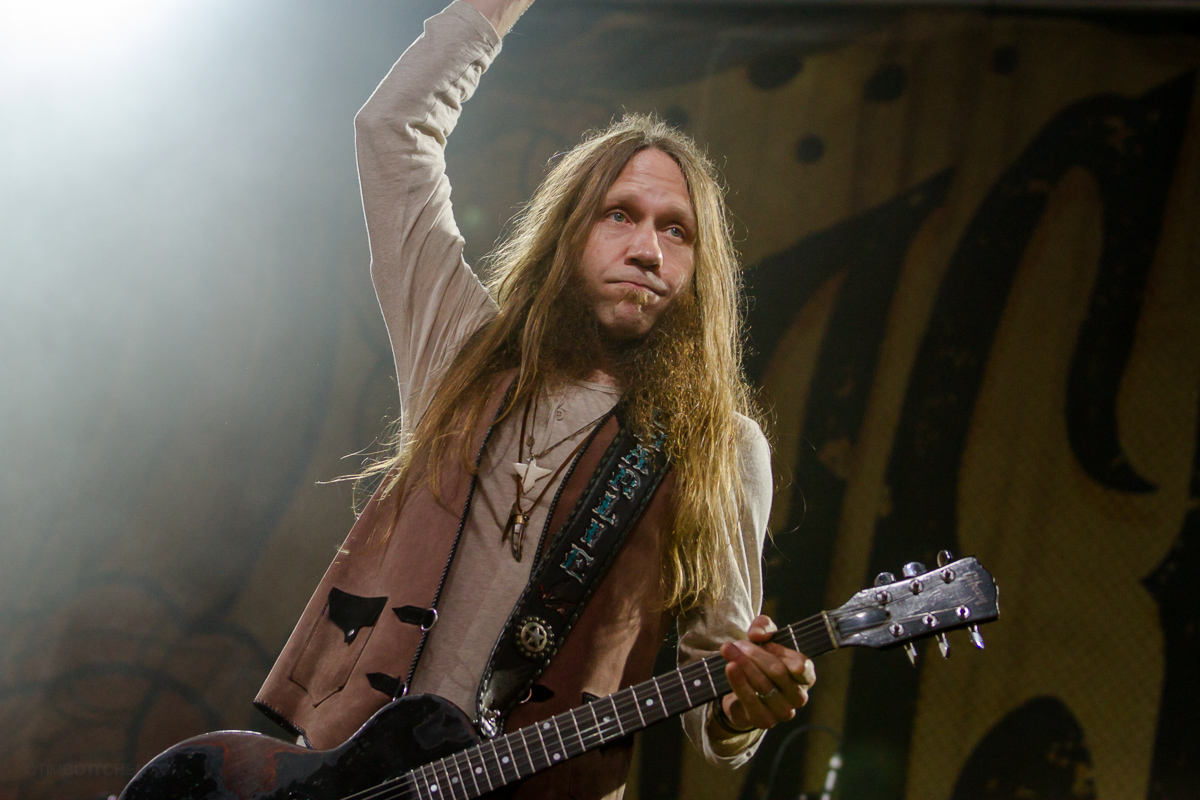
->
[358, 613, 835, 800]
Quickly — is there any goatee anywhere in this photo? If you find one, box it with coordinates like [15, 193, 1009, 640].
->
[542, 275, 704, 445]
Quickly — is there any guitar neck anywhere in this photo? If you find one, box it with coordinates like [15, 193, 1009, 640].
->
[389, 614, 836, 800]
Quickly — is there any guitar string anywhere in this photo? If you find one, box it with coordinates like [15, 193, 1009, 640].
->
[338, 617, 840, 800]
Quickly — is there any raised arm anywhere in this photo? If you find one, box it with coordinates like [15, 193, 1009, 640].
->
[463, 0, 536, 37]
[355, 1, 530, 428]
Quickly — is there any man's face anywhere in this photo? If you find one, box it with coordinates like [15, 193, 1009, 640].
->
[577, 148, 697, 343]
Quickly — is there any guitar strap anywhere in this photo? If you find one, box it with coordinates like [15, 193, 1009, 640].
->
[475, 408, 670, 738]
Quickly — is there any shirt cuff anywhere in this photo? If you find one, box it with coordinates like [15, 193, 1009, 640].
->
[447, 0, 504, 47]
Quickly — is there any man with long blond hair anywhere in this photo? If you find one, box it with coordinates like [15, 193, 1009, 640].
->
[255, 0, 815, 796]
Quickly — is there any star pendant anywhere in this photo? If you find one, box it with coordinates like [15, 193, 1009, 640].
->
[513, 459, 553, 494]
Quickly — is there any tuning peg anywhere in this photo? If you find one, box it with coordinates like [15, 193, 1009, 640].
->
[904, 642, 919, 666]
[937, 550, 954, 567]
[902, 561, 926, 578]
[874, 571, 896, 587]
[969, 625, 985, 649]
[936, 633, 950, 658]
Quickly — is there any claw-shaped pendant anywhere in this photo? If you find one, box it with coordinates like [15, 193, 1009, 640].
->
[503, 508, 528, 561]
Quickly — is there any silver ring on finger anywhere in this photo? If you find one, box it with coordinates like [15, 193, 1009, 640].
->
[755, 687, 781, 703]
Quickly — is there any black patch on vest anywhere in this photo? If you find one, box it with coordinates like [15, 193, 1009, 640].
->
[394, 605, 437, 629]
[327, 587, 387, 644]
[367, 672, 405, 698]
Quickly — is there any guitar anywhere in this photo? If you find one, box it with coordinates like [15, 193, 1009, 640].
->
[119, 553, 998, 800]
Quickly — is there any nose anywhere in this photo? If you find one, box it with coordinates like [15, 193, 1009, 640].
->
[626, 221, 662, 269]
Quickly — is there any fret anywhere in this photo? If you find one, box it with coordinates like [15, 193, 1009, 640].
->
[627, 687, 645, 728]
[595, 690, 624, 743]
[430, 759, 458, 800]
[676, 671, 696, 705]
[629, 686, 648, 727]
[406, 766, 420, 800]
[679, 665, 695, 706]
[602, 694, 625, 738]
[423, 761, 440, 800]
[711, 655, 733, 695]
[401, 773, 422, 800]
[554, 714, 583, 758]
[702, 655, 722, 700]
[483, 740, 508, 788]
[526, 724, 554, 772]
[654, 674, 678, 716]
[541, 716, 569, 766]
[642, 679, 667, 723]
[680, 662, 712, 706]
[428, 763, 447, 799]
[458, 753, 477, 796]
[413, 764, 433, 799]
[508, 730, 535, 777]
[466, 746, 493, 794]
[548, 714, 575, 760]
[530, 718, 551, 771]
[778, 614, 835, 657]
[665, 670, 692, 715]
[498, 737, 520, 783]
[567, 707, 588, 755]
[448, 753, 471, 799]
[582, 701, 605, 749]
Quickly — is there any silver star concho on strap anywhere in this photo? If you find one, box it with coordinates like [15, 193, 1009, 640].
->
[516, 616, 553, 659]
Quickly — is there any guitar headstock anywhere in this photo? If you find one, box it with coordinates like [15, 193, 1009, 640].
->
[827, 552, 999, 663]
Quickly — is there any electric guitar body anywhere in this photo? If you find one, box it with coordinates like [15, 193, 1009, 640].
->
[120, 695, 481, 800]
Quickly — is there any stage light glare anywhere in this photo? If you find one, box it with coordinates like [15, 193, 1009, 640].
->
[0, 0, 184, 69]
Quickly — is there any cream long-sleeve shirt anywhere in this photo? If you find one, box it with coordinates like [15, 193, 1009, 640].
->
[354, 0, 768, 768]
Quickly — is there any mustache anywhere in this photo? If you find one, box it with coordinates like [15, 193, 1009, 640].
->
[620, 285, 655, 309]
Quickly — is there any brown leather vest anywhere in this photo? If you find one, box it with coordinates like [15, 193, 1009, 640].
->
[255, 379, 676, 800]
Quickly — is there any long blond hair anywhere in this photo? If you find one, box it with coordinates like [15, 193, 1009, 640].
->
[362, 113, 760, 614]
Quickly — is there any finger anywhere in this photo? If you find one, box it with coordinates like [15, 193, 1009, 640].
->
[759, 642, 816, 696]
[753, 680, 800, 722]
[730, 640, 807, 710]
[795, 655, 817, 690]
[722, 642, 786, 727]
[724, 663, 799, 731]
[747, 614, 777, 643]
[777, 648, 815, 688]
[724, 659, 789, 729]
